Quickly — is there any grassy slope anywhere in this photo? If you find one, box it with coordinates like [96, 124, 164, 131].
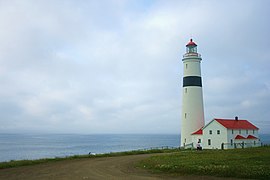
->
[1, 147, 269, 179]
[139, 146, 270, 179]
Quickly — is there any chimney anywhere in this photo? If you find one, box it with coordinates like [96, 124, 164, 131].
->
[235, 116, 238, 121]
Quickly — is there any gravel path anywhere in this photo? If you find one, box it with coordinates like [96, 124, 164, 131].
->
[0, 154, 239, 180]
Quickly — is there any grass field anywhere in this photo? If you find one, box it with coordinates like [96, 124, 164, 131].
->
[139, 146, 270, 179]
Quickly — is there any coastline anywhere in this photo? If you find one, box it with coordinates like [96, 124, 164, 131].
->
[1, 133, 269, 163]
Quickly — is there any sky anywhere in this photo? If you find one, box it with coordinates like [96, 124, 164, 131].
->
[0, 0, 269, 134]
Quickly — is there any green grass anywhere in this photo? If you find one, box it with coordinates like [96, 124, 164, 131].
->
[139, 146, 270, 179]
[0, 148, 179, 169]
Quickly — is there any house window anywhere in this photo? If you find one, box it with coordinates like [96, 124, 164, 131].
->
[209, 130, 212, 135]
[246, 130, 248, 134]
[230, 139, 233, 145]
[217, 130, 220, 134]
[239, 130, 241, 134]
[208, 139, 211, 145]
[232, 130, 234, 134]
[198, 139, 201, 143]
[253, 130, 255, 134]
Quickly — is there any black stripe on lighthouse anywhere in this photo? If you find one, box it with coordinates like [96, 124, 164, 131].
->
[183, 76, 202, 87]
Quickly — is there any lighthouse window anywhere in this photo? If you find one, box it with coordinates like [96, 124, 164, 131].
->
[185, 64, 188, 69]
[208, 139, 211, 145]
[209, 130, 212, 134]
[185, 88, 187, 93]
[184, 113, 187, 119]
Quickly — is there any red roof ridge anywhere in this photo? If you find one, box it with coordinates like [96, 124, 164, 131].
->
[235, 135, 246, 139]
[215, 118, 248, 121]
[247, 135, 258, 139]
[214, 118, 259, 130]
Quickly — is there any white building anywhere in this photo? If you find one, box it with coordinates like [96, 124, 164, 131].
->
[181, 39, 204, 147]
[191, 117, 260, 149]
[181, 39, 260, 149]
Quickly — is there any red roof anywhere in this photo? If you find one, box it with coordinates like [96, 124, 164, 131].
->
[186, 39, 197, 47]
[191, 128, 203, 135]
[247, 135, 258, 139]
[215, 119, 259, 130]
[235, 135, 246, 139]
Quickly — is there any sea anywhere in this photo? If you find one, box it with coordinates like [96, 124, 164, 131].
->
[0, 134, 269, 162]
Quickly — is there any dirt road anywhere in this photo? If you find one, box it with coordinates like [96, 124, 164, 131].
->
[0, 154, 238, 180]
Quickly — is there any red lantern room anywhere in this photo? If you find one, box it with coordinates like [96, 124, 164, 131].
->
[186, 39, 197, 53]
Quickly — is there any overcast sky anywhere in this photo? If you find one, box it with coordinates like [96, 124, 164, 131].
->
[0, 0, 269, 134]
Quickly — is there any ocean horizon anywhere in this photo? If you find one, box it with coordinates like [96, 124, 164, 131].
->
[0, 133, 269, 162]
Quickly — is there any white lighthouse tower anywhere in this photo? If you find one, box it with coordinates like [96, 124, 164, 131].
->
[181, 39, 205, 147]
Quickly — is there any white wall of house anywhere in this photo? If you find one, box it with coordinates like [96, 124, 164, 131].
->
[202, 120, 227, 149]
[227, 129, 260, 149]
[191, 134, 203, 147]
[228, 129, 259, 142]
[233, 138, 260, 148]
[227, 129, 259, 141]
[247, 138, 260, 147]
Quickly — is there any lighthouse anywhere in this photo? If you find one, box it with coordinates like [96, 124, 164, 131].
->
[181, 39, 205, 147]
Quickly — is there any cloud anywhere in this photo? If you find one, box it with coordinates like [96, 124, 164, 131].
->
[0, 0, 269, 134]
